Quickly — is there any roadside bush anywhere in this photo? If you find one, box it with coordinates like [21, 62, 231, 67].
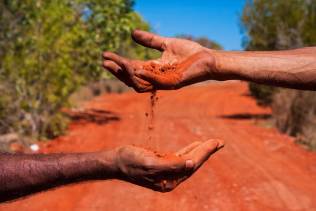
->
[0, 0, 151, 143]
[242, 0, 316, 150]
[241, 0, 316, 148]
[248, 83, 278, 106]
[272, 90, 316, 150]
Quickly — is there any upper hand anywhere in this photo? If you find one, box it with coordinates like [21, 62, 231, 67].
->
[103, 30, 220, 92]
[113, 139, 224, 192]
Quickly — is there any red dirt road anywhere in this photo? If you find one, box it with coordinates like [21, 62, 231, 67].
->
[1, 82, 316, 211]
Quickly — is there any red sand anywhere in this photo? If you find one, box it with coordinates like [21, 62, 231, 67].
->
[143, 62, 176, 147]
[146, 90, 157, 144]
[1, 82, 316, 211]
[143, 62, 178, 75]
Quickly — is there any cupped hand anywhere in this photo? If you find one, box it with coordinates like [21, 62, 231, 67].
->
[103, 30, 220, 92]
[114, 139, 224, 192]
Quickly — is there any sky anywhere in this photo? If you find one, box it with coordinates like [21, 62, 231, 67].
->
[134, 0, 246, 50]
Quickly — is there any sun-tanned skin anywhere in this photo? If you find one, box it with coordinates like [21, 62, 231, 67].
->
[0, 140, 223, 202]
[103, 30, 316, 92]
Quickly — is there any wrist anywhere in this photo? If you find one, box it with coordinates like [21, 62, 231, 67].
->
[205, 49, 240, 81]
[92, 149, 119, 178]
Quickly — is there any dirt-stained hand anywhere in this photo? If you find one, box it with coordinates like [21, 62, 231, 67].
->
[114, 139, 224, 192]
[103, 30, 221, 92]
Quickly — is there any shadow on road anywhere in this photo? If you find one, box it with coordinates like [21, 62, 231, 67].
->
[218, 113, 271, 120]
[66, 109, 120, 125]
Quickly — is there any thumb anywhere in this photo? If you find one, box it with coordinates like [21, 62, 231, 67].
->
[132, 30, 167, 52]
[184, 139, 224, 170]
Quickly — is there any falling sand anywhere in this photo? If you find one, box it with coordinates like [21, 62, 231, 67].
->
[143, 62, 178, 148]
[146, 90, 158, 143]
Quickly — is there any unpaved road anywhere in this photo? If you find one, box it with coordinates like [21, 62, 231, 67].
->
[1, 82, 316, 211]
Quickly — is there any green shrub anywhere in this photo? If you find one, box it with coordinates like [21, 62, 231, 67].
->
[272, 90, 316, 150]
[242, 0, 316, 150]
[248, 83, 278, 106]
[0, 0, 150, 141]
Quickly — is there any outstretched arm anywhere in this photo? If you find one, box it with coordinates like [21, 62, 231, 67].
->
[103, 30, 316, 91]
[0, 151, 116, 202]
[0, 139, 223, 202]
[214, 47, 316, 90]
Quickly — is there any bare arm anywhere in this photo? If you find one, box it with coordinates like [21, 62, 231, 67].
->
[103, 30, 316, 91]
[214, 47, 316, 90]
[0, 151, 116, 202]
[0, 140, 223, 202]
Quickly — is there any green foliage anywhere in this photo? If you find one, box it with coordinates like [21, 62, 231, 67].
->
[272, 90, 316, 151]
[242, 0, 316, 50]
[116, 12, 161, 60]
[241, 0, 316, 106]
[248, 82, 277, 106]
[0, 0, 149, 140]
[241, 0, 316, 149]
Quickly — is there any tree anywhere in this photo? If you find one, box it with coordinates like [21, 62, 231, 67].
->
[0, 0, 150, 140]
[242, 0, 316, 106]
[241, 0, 316, 149]
[242, 0, 316, 50]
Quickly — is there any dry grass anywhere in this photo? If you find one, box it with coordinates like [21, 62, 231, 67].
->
[69, 79, 131, 107]
[272, 89, 316, 150]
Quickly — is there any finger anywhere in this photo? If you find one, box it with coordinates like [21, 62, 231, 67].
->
[103, 60, 121, 74]
[185, 139, 224, 170]
[103, 52, 129, 68]
[135, 70, 168, 86]
[133, 77, 154, 92]
[103, 60, 133, 87]
[103, 52, 140, 81]
[132, 29, 168, 52]
[158, 158, 189, 174]
[134, 76, 152, 87]
[175, 141, 202, 156]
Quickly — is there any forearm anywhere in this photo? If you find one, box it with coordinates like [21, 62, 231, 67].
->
[0, 151, 117, 202]
[211, 47, 316, 90]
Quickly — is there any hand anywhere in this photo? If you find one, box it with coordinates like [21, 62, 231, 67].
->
[113, 139, 224, 192]
[103, 30, 221, 92]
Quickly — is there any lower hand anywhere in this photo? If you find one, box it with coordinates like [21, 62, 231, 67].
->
[112, 139, 224, 192]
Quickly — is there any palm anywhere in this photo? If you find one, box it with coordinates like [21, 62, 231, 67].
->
[115, 140, 223, 192]
[103, 30, 213, 92]
[159, 38, 204, 64]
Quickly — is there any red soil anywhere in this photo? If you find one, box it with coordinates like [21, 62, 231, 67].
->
[1, 82, 316, 211]
[143, 62, 178, 75]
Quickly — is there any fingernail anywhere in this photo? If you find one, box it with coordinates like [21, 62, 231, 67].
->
[185, 160, 194, 170]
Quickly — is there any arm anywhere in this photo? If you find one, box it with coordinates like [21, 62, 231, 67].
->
[0, 151, 116, 202]
[0, 139, 223, 202]
[213, 47, 316, 90]
[103, 30, 316, 91]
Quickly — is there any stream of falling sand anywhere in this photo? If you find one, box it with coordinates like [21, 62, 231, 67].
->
[146, 90, 158, 148]
[143, 62, 177, 149]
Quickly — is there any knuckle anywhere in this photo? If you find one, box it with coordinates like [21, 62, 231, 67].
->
[161, 40, 168, 50]
[143, 158, 157, 169]
[103, 60, 111, 66]
[134, 87, 143, 93]
[103, 52, 111, 58]
[116, 145, 132, 156]
[164, 38, 171, 48]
